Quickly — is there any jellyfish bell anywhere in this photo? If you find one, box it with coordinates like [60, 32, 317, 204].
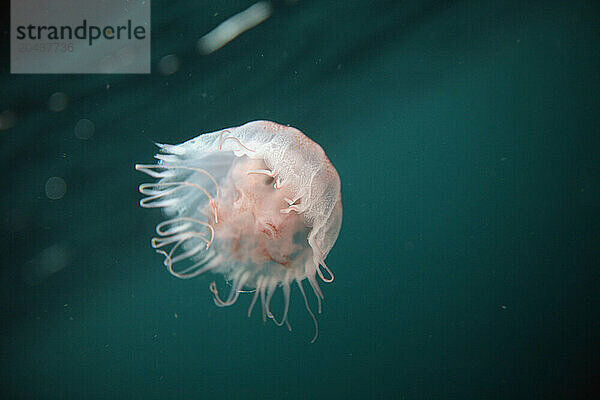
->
[135, 120, 342, 342]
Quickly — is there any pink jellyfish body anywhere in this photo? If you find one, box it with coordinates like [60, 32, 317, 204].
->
[135, 120, 342, 341]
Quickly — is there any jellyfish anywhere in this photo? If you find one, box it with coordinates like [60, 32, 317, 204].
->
[135, 120, 342, 342]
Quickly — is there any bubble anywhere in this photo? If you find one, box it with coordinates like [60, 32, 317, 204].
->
[0, 110, 17, 130]
[74, 118, 95, 140]
[25, 244, 72, 285]
[48, 92, 69, 112]
[45, 176, 67, 200]
[157, 54, 180, 76]
[40, 244, 71, 275]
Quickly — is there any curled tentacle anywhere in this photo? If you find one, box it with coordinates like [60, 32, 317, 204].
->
[135, 164, 221, 207]
[317, 260, 334, 283]
[218, 131, 256, 153]
[210, 272, 250, 307]
[149, 216, 216, 278]
[158, 247, 217, 279]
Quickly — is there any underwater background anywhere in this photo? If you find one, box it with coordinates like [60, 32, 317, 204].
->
[1, 0, 599, 398]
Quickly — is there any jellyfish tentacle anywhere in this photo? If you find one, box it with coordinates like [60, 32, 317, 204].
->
[136, 164, 221, 210]
[154, 217, 215, 249]
[136, 164, 220, 195]
[264, 278, 278, 320]
[210, 272, 249, 307]
[151, 224, 213, 260]
[149, 216, 216, 279]
[284, 197, 301, 206]
[260, 282, 267, 322]
[218, 132, 256, 153]
[158, 247, 216, 279]
[280, 205, 301, 214]
[155, 221, 191, 236]
[168, 237, 207, 264]
[247, 276, 264, 317]
[317, 260, 335, 283]
[306, 274, 323, 314]
[281, 196, 302, 214]
[139, 180, 219, 222]
[297, 278, 319, 344]
[269, 276, 291, 327]
[151, 231, 208, 250]
[134, 164, 175, 178]
[176, 252, 218, 277]
[153, 233, 207, 269]
[308, 236, 335, 283]
[246, 169, 274, 177]
[151, 181, 216, 210]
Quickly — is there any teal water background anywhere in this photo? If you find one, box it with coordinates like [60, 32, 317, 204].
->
[2, 1, 599, 398]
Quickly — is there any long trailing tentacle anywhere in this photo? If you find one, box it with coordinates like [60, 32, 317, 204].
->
[264, 278, 277, 319]
[269, 280, 291, 329]
[260, 281, 267, 322]
[247, 276, 264, 317]
[304, 256, 324, 314]
[306, 274, 323, 314]
[297, 278, 319, 344]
